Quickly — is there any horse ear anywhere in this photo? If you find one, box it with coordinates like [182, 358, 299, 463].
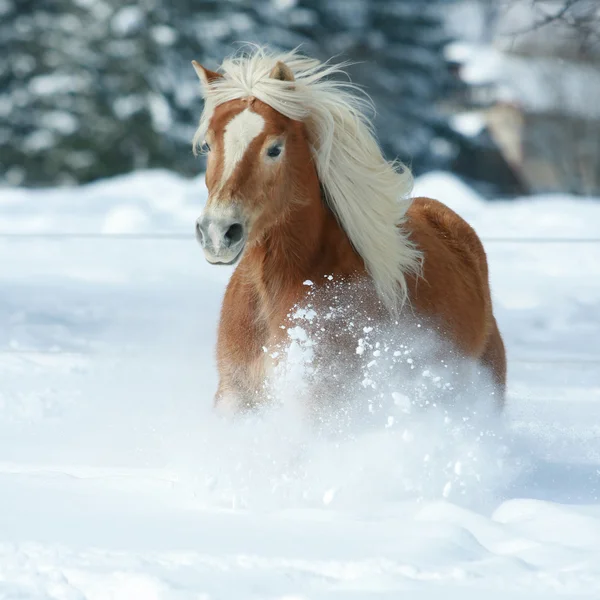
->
[269, 61, 295, 82]
[192, 60, 223, 88]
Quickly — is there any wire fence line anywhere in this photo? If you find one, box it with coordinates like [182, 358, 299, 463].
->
[1, 348, 598, 367]
[1, 232, 600, 243]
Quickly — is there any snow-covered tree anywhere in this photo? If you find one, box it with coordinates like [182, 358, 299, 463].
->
[0, 0, 263, 185]
[1, 0, 166, 185]
[1, 0, 494, 187]
[229, 0, 468, 175]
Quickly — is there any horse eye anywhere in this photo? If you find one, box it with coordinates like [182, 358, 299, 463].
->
[267, 144, 282, 158]
[202, 141, 211, 153]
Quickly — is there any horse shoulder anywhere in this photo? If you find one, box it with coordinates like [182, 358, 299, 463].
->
[404, 196, 493, 356]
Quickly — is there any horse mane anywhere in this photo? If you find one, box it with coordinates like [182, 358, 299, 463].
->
[193, 45, 423, 313]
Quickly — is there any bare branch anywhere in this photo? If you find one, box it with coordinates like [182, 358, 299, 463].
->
[500, 0, 600, 55]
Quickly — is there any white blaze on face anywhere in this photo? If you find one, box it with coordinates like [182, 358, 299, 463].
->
[207, 221, 225, 250]
[221, 109, 265, 187]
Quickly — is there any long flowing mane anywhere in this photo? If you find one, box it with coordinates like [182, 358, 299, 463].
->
[193, 45, 423, 313]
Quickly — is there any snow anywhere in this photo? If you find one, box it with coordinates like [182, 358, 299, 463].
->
[151, 25, 178, 47]
[449, 111, 486, 137]
[39, 111, 79, 136]
[148, 93, 173, 133]
[111, 6, 144, 36]
[28, 74, 91, 97]
[272, 0, 298, 10]
[1, 170, 600, 598]
[22, 130, 56, 153]
[447, 40, 600, 120]
[113, 95, 146, 120]
[0, 0, 11, 17]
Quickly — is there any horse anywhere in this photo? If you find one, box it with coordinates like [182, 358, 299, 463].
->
[191, 47, 506, 417]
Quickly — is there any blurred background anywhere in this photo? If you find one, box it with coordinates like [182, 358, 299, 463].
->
[1, 0, 599, 198]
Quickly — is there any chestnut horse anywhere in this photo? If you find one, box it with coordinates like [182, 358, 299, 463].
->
[192, 47, 506, 415]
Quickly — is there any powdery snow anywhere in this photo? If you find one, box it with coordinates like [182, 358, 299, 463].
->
[0, 170, 599, 598]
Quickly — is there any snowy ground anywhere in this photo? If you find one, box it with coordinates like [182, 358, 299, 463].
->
[1, 170, 600, 599]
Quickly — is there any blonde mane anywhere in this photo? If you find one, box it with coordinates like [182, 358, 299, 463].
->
[193, 45, 423, 313]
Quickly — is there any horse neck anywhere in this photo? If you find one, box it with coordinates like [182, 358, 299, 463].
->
[244, 167, 363, 309]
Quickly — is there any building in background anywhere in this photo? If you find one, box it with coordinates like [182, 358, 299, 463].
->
[445, 0, 600, 197]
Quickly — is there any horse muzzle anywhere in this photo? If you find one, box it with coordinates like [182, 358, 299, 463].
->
[195, 214, 246, 265]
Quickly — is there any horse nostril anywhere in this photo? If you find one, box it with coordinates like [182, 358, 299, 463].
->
[195, 221, 204, 245]
[224, 223, 244, 246]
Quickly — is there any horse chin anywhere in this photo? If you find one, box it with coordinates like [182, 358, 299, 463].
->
[205, 245, 245, 266]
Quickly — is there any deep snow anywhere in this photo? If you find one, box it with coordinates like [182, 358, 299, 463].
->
[0, 170, 599, 599]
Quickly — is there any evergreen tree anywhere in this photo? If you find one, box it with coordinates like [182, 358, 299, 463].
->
[0, 0, 262, 185]
[231, 0, 466, 174]
[0, 0, 168, 185]
[1, 0, 511, 190]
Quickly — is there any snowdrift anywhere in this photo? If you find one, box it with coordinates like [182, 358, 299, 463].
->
[1, 170, 599, 598]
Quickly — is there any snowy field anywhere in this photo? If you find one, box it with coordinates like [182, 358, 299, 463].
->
[1, 170, 600, 599]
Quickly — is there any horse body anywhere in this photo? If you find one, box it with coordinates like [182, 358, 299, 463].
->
[215, 194, 506, 413]
[191, 48, 506, 415]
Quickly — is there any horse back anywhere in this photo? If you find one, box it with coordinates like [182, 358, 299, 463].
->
[405, 197, 495, 359]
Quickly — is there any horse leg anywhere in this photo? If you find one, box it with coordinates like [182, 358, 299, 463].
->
[213, 378, 255, 416]
[214, 271, 268, 415]
[480, 316, 507, 407]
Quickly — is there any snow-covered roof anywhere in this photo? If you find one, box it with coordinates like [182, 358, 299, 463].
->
[447, 41, 600, 120]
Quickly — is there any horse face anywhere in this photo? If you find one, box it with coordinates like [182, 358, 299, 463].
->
[195, 98, 306, 265]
